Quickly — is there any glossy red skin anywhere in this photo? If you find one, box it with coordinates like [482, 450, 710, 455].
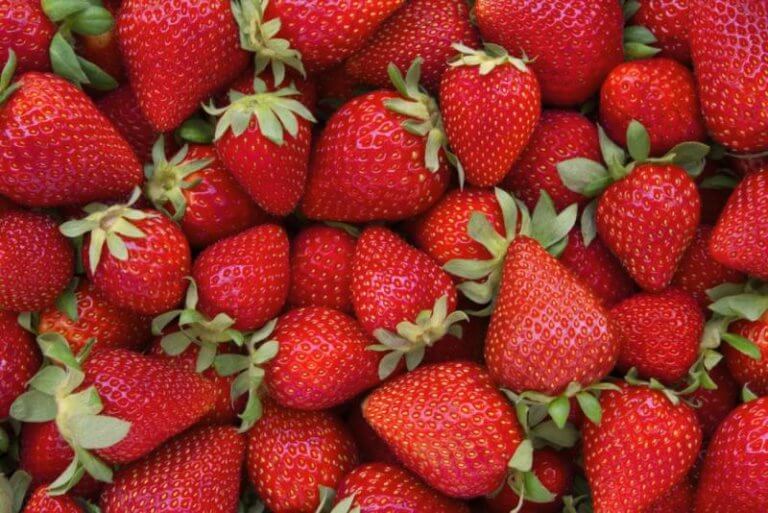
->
[672, 225, 745, 308]
[0, 73, 142, 207]
[475, 0, 624, 106]
[96, 84, 157, 161]
[612, 289, 703, 384]
[709, 170, 768, 279]
[351, 227, 457, 337]
[288, 225, 356, 313]
[503, 110, 598, 211]
[485, 449, 574, 513]
[486, 237, 619, 395]
[247, 402, 359, 513]
[0, 0, 54, 73]
[597, 164, 700, 292]
[645, 479, 694, 513]
[117, 0, 249, 131]
[0, 211, 73, 312]
[83, 211, 190, 316]
[337, 463, 471, 513]
[696, 397, 768, 512]
[265, 0, 404, 73]
[440, 60, 541, 186]
[632, 0, 691, 63]
[345, 0, 479, 92]
[690, 0, 768, 152]
[723, 318, 768, 396]
[688, 363, 739, 440]
[76, 0, 125, 83]
[363, 362, 523, 498]
[346, 406, 400, 465]
[0, 311, 39, 418]
[193, 223, 289, 331]
[22, 486, 83, 513]
[583, 386, 702, 513]
[100, 425, 244, 513]
[302, 91, 450, 222]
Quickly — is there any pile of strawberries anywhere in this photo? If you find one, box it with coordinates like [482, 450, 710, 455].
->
[0, 0, 766, 512]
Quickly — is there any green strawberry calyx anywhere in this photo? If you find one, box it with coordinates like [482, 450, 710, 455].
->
[9, 334, 130, 495]
[444, 188, 577, 314]
[0, 50, 20, 106]
[204, 77, 316, 144]
[214, 319, 279, 433]
[502, 439, 556, 513]
[449, 42, 531, 75]
[231, 0, 306, 86]
[59, 187, 157, 275]
[367, 295, 469, 380]
[0, 470, 31, 513]
[144, 138, 214, 222]
[621, 1, 661, 60]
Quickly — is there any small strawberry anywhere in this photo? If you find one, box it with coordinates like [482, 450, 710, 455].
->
[628, 0, 691, 63]
[687, 362, 739, 440]
[363, 361, 523, 498]
[0, 0, 55, 74]
[95, 84, 157, 161]
[0, 210, 73, 312]
[22, 485, 83, 513]
[0, 311, 40, 418]
[644, 479, 694, 513]
[99, 425, 245, 513]
[440, 43, 541, 187]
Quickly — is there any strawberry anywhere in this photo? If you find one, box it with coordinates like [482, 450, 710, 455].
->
[0, 311, 40, 418]
[335, 462, 470, 513]
[22, 485, 82, 513]
[192, 223, 289, 331]
[247, 401, 358, 513]
[475, 0, 624, 106]
[583, 385, 702, 513]
[644, 479, 694, 513]
[265, 307, 381, 409]
[345, 0, 479, 92]
[60, 190, 191, 316]
[117, 0, 249, 131]
[0, 0, 55, 74]
[687, 362, 739, 440]
[0, 56, 142, 207]
[302, 60, 452, 222]
[440, 43, 541, 187]
[503, 110, 599, 211]
[0, 210, 73, 312]
[695, 397, 768, 512]
[628, 0, 691, 63]
[362, 361, 523, 498]
[612, 289, 703, 383]
[144, 139, 268, 248]
[690, 0, 768, 152]
[100, 425, 245, 513]
[95, 84, 157, 161]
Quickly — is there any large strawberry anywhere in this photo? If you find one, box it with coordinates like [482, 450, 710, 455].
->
[0, 0, 55, 74]
[440, 43, 541, 186]
[100, 425, 244, 513]
[95, 84, 158, 161]
[690, 0, 768, 152]
[629, 0, 692, 63]
[0, 54, 142, 207]
[363, 361, 523, 498]
[117, 0, 250, 131]
[0, 311, 40, 419]
[474, 0, 624, 106]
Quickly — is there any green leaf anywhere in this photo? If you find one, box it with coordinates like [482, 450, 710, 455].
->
[547, 396, 570, 429]
[507, 439, 533, 472]
[576, 392, 602, 425]
[722, 333, 762, 360]
[69, 415, 131, 450]
[70, 6, 114, 36]
[10, 390, 58, 422]
[556, 158, 611, 197]
[626, 120, 651, 162]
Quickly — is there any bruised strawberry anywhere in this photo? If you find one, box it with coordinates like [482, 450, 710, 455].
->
[96, 84, 158, 161]
[630, 0, 692, 63]
[0, 0, 55, 74]
[0, 311, 40, 418]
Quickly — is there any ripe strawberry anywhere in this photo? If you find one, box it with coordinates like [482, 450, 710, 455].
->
[630, 0, 691, 63]
[144, 139, 268, 248]
[302, 60, 451, 222]
[247, 401, 358, 513]
[192, 223, 289, 331]
[695, 397, 768, 512]
[687, 362, 739, 440]
[645, 479, 694, 513]
[22, 486, 82, 513]
[96, 84, 157, 161]
[690, 0, 768, 152]
[0, 210, 73, 312]
[0, 311, 40, 418]
[345, 0, 479, 92]
[0, 0, 55, 74]
[475, 0, 624, 106]
[100, 425, 245, 513]
[583, 385, 702, 513]
[440, 43, 541, 186]
[363, 361, 523, 498]
[503, 110, 599, 211]
[335, 463, 470, 513]
[117, 0, 250, 131]
[722, 318, 768, 396]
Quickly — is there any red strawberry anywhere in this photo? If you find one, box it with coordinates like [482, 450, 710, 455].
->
[722, 317, 768, 396]
[475, 0, 624, 106]
[645, 479, 694, 513]
[440, 43, 541, 186]
[0, 311, 40, 418]
[100, 425, 244, 513]
[630, 0, 691, 63]
[144, 140, 268, 248]
[192, 223, 289, 331]
[0, 0, 55, 74]
[695, 397, 768, 512]
[345, 0, 479, 92]
[117, 0, 250, 131]
[247, 401, 358, 513]
[687, 362, 739, 440]
[96, 84, 157, 161]
[266, 307, 380, 409]
[0, 210, 73, 312]
[363, 361, 523, 498]
[503, 110, 599, 211]
[22, 486, 82, 513]
[335, 462, 470, 513]
[583, 385, 702, 513]
[690, 0, 768, 152]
